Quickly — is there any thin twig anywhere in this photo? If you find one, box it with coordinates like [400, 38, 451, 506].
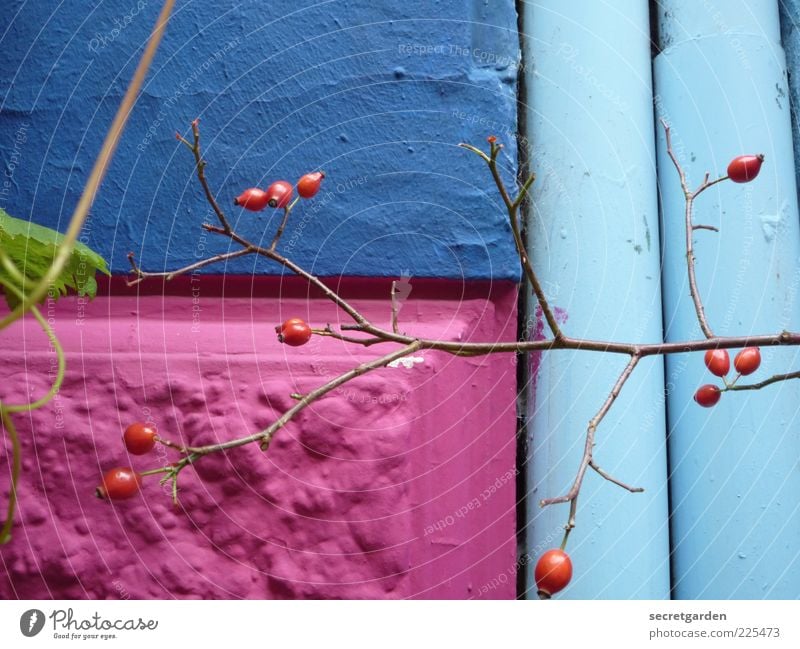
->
[215, 226, 371, 327]
[725, 370, 800, 392]
[178, 342, 422, 455]
[540, 355, 642, 508]
[589, 461, 644, 493]
[190, 119, 233, 234]
[269, 197, 300, 251]
[154, 436, 189, 453]
[462, 141, 564, 341]
[559, 497, 579, 552]
[661, 119, 691, 196]
[313, 326, 388, 347]
[126, 248, 255, 285]
[391, 281, 400, 334]
[512, 173, 536, 211]
[693, 172, 729, 199]
[661, 119, 717, 338]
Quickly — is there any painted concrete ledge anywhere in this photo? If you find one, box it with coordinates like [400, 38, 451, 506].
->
[0, 277, 518, 599]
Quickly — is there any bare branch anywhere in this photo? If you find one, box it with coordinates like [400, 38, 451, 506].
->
[126, 249, 255, 285]
[312, 325, 388, 347]
[130, 125, 799, 550]
[693, 173, 729, 199]
[190, 119, 233, 234]
[661, 118, 690, 197]
[391, 281, 400, 334]
[178, 342, 422, 456]
[540, 355, 640, 508]
[726, 370, 800, 392]
[661, 119, 716, 339]
[269, 197, 300, 251]
[589, 461, 644, 493]
[692, 224, 719, 232]
[462, 139, 564, 341]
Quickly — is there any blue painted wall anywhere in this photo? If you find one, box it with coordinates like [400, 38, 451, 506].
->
[522, 1, 671, 599]
[655, 0, 800, 598]
[0, 1, 520, 279]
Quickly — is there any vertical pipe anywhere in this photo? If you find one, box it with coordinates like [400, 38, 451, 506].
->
[521, 1, 670, 598]
[654, 0, 800, 598]
[779, 0, 800, 204]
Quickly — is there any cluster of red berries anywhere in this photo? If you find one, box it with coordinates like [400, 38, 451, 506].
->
[234, 171, 325, 211]
[95, 423, 157, 501]
[96, 323, 314, 501]
[694, 347, 762, 407]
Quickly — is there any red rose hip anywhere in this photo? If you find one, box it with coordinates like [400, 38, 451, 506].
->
[123, 422, 158, 455]
[277, 318, 312, 347]
[734, 347, 761, 375]
[266, 180, 294, 208]
[297, 171, 325, 199]
[96, 467, 141, 501]
[704, 349, 730, 377]
[727, 154, 764, 183]
[694, 384, 722, 408]
[234, 187, 269, 211]
[535, 549, 572, 598]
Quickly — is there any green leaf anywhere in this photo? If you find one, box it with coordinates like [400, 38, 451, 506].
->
[0, 209, 110, 309]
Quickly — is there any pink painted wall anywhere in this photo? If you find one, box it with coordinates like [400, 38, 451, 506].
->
[0, 277, 518, 599]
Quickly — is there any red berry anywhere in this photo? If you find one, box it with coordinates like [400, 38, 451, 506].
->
[694, 384, 722, 408]
[734, 347, 761, 375]
[297, 171, 325, 199]
[234, 188, 269, 211]
[727, 154, 764, 183]
[266, 180, 294, 208]
[704, 349, 730, 377]
[487, 135, 497, 144]
[123, 422, 158, 455]
[274, 317, 305, 333]
[277, 318, 312, 347]
[534, 549, 572, 598]
[96, 467, 141, 501]
[297, 171, 325, 198]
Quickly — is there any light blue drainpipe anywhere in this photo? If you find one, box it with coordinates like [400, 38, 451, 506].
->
[654, 0, 800, 598]
[521, 1, 670, 598]
[780, 0, 800, 202]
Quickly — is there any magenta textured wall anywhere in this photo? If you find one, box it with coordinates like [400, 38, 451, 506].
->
[0, 278, 518, 599]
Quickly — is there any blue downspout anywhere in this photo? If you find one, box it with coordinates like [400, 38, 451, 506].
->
[654, 0, 800, 598]
[521, 1, 670, 598]
[780, 0, 800, 205]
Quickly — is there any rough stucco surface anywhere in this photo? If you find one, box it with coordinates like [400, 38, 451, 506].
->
[0, 0, 520, 279]
[0, 278, 518, 599]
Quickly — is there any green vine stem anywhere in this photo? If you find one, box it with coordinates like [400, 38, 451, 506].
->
[0, 0, 174, 540]
[0, 408, 21, 544]
[0, 256, 67, 540]
[0, 250, 66, 412]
